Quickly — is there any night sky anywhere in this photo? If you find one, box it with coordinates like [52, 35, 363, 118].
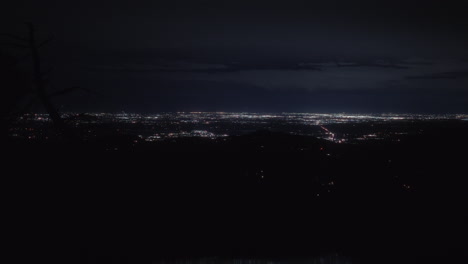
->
[2, 0, 468, 113]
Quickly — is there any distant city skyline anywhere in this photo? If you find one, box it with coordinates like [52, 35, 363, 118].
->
[14, 112, 468, 144]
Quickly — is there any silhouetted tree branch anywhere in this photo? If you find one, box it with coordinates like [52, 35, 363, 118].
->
[0, 42, 29, 48]
[1, 24, 78, 141]
[26, 23, 70, 134]
[0, 33, 27, 42]
[37, 36, 54, 49]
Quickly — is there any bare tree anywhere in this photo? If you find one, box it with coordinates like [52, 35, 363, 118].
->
[1, 23, 77, 140]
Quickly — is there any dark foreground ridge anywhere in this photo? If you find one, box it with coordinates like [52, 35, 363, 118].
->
[3, 121, 468, 264]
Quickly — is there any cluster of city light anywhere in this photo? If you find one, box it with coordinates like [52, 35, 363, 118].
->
[145, 130, 229, 141]
[11, 112, 468, 141]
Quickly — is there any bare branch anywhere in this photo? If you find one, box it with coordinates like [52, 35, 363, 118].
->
[48, 86, 101, 98]
[5, 52, 33, 68]
[19, 97, 39, 114]
[50, 88, 75, 97]
[79, 87, 104, 96]
[38, 36, 54, 49]
[48, 87, 81, 98]
[0, 42, 29, 48]
[0, 33, 28, 42]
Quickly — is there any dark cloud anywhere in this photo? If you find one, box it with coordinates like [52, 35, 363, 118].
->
[87, 61, 322, 73]
[406, 71, 468, 80]
[2, 0, 468, 113]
